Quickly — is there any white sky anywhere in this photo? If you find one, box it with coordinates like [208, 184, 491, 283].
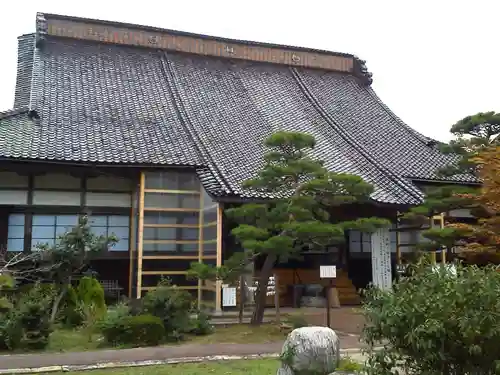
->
[0, 0, 498, 142]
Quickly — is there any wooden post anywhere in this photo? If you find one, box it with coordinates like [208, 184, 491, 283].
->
[128, 191, 135, 298]
[197, 184, 204, 310]
[430, 251, 437, 265]
[238, 274, 245, 324]
[136, 172, 145, 299]
[215, 204, 223, 313]
[326, 280, 333, 328]
[274, 273, 280, 324]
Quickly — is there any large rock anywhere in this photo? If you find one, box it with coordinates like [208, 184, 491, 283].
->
[277, 326, 340, 375]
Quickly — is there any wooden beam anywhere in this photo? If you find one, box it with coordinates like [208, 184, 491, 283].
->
[136, 172, 145, 298]
[143, 255, 217, 260]
[128, 192, 134, 298]
[215, 203, 223, 312]
[396, 213, 401, 265]
[143, 207, 200, 212]
[141, 270, 188, 275]
[203, 221, 217, 227]
[141, 286, 198, 291]
[144, 189, 200, 195]
[143, 223, 198, 228]
[137, 239, 215, 246]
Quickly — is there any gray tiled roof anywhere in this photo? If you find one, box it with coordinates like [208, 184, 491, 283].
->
[7, 39, 202, 166]
[2, 32, 477, 204]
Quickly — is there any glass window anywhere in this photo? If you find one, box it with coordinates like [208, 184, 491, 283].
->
[31, 214, 78, 249]
[30, 214, 129, 252]
[144, 171, 200, 190]
[89, 215, 130, 252]
[7, 214, 25, 252]
[142, 242, 198, 253]
[143, 227, 198, 241]
[144, 193, 199, 209]
[143, 211, 199, 226]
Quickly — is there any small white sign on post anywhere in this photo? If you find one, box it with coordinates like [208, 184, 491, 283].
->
[320, 265, 337, 279]
[222, 287, 237, 307]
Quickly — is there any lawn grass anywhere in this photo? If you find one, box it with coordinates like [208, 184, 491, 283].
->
[38, 357, 364, 375]
[189, 323, 286, 344]
[42, 359, 279, 375]
[45, 323, 286, 353]
[48, 329, 103, 352]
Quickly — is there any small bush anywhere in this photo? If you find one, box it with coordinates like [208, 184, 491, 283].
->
[97, 302, 130, 332]
[101, 314, 164, 347]
[61, 285, 83, 327]
[140, 279, 193, 341]
[61, 277, 106, 328]
[0, 274, 15, 314]
[362, 262, 500, 375]
[189, 311, 214, 336]
[336, 356, 364, 373]
[17, 284, 53, 350]
[0, 314, 23, 350]
[76, 277, 106, 315]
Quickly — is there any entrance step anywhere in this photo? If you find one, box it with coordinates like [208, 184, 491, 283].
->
[335, 270, 361, 306]
[269, 268, 361, 307]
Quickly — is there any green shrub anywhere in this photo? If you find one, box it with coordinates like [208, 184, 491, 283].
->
[17, 283, 53, 350]
[61, 285, 83, 327]
[76, 277, 106, 315]
[97, 302, 130, 333]
[336, 356, 364, 373]
[0, 314, 23, 350]
[101, 314, 164, 347]
[140, 279, 193, 341]
[0, 274, 14, 314]
[189, 311, 214, 336]
[61, 277, 106, 328]
[362, 262, 500, 375]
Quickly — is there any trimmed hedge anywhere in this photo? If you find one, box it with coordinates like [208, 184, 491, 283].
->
[101, 314, 165, 347]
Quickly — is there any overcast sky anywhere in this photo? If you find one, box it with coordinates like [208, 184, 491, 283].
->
[0, 0, 498, 142]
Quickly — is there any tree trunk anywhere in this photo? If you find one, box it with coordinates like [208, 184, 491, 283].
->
[250, 253, 277, 326]
[50, 284, 69, 324]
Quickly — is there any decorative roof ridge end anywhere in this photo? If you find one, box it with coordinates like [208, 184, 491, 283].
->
[352, 56, 373, 86]
[35, 12, 48, 47]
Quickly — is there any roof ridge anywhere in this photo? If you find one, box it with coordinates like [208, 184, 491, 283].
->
[34, 12, 372, 84]
[38, 12, 354, 59]
[0, 108, 29, 120]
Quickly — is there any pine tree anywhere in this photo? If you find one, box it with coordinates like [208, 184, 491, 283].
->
[405, 111, 500, 262]
[190, 131, 390, 325]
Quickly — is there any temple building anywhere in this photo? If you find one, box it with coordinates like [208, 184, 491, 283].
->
[0, 13, 478, 310]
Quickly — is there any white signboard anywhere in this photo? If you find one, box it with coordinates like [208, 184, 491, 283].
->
[320, 265, 337, 279]
[222, 287, 237, 307]
[371, 228, 392, 290]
